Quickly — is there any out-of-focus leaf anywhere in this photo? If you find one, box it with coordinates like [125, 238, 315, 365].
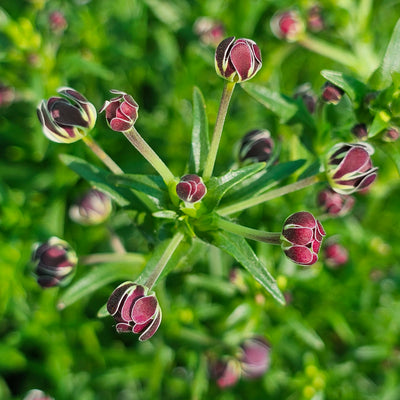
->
[368, 111, 390, 138]
[185, 274, 237, 297]
[289, 320, 325, 350]
[0, 345, 26, 371]
[380, 142, 400, 175]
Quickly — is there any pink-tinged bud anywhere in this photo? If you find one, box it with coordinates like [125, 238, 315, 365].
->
[324, 240, 349, 268]
[321, 82, 344, 104]
[294, 83, 317, 114]
[307, 5, 325, 32]
[176, 174, 207, 203]
[49, 11, 68, 33]
[37, 87, 97, 143]
[210, 358, 241, 388]
[281, 211, 326, 266]
[100, 89, 139, 132]
[32, 237, 77, 288]
[107, 282, 162, 341]
[69, 189, 112, 225]
[23, 389, 54, 400]
[240, 337, 271, 379]
[270, 10, 305, 42]
[193, 17, 225, 47]
[317, 187, 355, 216]
[326, 142, 378, 195]
[383, 127, 400, 142]
[0, 83, 15, 107]
[215, 37, 262, 83]
[239, 129, 275, 163]
[351, 123, 368, 140]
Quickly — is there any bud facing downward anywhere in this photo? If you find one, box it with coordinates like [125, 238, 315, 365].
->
[176, 174, 207, 203]
[239, 129, 275, 164]
[270, 10, 305, 42]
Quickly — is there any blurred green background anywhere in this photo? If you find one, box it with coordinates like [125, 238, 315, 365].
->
[2, 0, 400, 399]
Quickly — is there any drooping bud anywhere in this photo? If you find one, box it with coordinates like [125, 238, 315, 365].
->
[326, 142, 378, 195]
[270, 10, 305, 42]
[69, 189, 112, 225]
[294, 83, 317, 114]
[281, 211, 326, 266]
[239, 337, 271, 379]
[193, 17, 225, 47]
[37, 87, 97, 143]
[321, 82, 344, 104]
[100, 89, 139, 132]
[351, 123, 368, 140]
[176, 174, 207, 203]
[317, 187, 355, 217]
[238, 129, 275, 164]
[383, 127, 400, 142]
[215, 37, 262, 83]
[324, 240, 349, 268]
[210, 358, 241, 388]
[32, 237, 77, 288]
[106, 282, 162, 341]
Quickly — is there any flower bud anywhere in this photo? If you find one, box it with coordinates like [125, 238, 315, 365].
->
[107, 282, 162, 341]
[240, 337, 271, 379]
[351, 123, 368, 140]
[270, 10, 305, 42]
[281, 211, 326, 266]
[238, 129, 275, 163]
[0, 83, 15, 107]
[37, 87, 97, 143]
[210, 358, 241, 388]
[294, 83, 317, 114]
[326, 142, 378, 195]
[307, 5, 325, 32]
[49, 11, 68, 33]
[324, 240, 348, 268]
[23, 389, 54, 400]
[321, 82, 344, 104]
[69, 189, 112, 225]
[215, 37, 262, 83]
[383, 127, 400, 142]
[32, 237, 77, 288]
[193, 17, 225, 47]
[100, 89, 139, 132]
[317, 187, 355, 217]
[176, 174, 207, 203]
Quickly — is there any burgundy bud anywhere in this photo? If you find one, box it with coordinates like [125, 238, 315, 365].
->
[215, 37, 262, 83]
[270, 10, 305, 42]
[294, 83, 317, 114]
[100, 89, 139, 132]
[351, 123, 368, 140]
[317, 187, 355, 216]
[106, 282, 162, 341]
[383, 127, 400, 142]
[324, 240, 349, 268]
[69, 189, 112, 225]
[193, 17, 225, 47]
[32, 237, 77, 288]
[0, 84, 15, 107]
[281, 211, 326, 266]
[176, 174, 207, 203]
[307, 5, 325, 32]
[239, 129, 275, 163]
[240, 337, 271, 379]
[49, 11, 68, 33]
[326, 142, 378, 195]
[321, 82, 345, 104]
[210, 358, 241, 389]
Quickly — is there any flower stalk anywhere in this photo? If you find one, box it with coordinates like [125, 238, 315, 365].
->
[79, 252, 146, 265]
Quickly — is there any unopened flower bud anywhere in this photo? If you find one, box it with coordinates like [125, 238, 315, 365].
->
[294, 83, 317, 114]
[321, 82, 344, 104]
[69, 189, 112, 225]
[240, 337, 271, 379]
[317, 187, 355, 216]
[324, 240, 349, 268]
[307, 5, 325, 32]
[49, 11, 68, 33]
[23, 389, 54, 400]
[176, 174, 207, 203]
[0, 84, 15, 107]
[383, 127, 400, 142]
[238, 129, 275, 163]
[281, 211, 326, 266]
[107, 282, 162, 341]
[270, 10, 305, 42]
[326, 142, 378, 195]
[37, 87, 96, 143]
[100, 89, 139, 132]
[351, 123, 368, 140]
[32, 237, 77, 288]
[215, 37, 262, 83]
[193, 17, 225, 47]
[210, 358, 241, 388]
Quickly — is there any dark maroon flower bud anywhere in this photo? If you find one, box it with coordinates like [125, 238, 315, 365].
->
[240, 337, 271, 379]
[324, 240, 349, 268]
[321, 82, 345, 104]
[210, 358, 241, 388]
[49, 11, 68, 33]
[294, 83, 317, 114]
[307, 5, 325, 32]
[383, 127, 400, 142]
[215, 37, 262, 82]
[107, 282, 162, 341]
[176, 174, 207, 203]
[351, 123, 368, 140]
[69, 189, 112, 225]
[326, 142, 378, 195]
[23, 389, 54, 400]
[32, 237, 77, 288]
[317, 187, 355, 216]
[0, 84, 15, 107]
[281, 211, 326, 266]
[270, 10, 305, 42]
[239, 129, 275, 163]
[193, 17, 225, 47]
[100, 89, 139, 132]
[37, 87, 97, 143]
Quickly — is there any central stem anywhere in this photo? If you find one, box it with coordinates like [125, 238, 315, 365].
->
[203, 81, 236, 180]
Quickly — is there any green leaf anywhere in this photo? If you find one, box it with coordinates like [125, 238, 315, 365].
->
[203, 162, 266, 210]
[58, 262, 146, 309]
[289, 320, 325, 350]
[369, 18, 400, 89]
[189, 87, 209, 174]
[204, 230, 285, 305]
[368, 111, 390, 138]
[380, 142, 400, 175]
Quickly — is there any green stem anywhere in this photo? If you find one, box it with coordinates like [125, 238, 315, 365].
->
[79, 252, 146, 265]
[145, 231, 185, 289]
[123, 127, 175, 186]
[218, 174, 321, 216]
[107, 226, 127, 254]
[216, 216, 281, 245]
[82, 135, 124, 174]
[203, 81, 236, 180]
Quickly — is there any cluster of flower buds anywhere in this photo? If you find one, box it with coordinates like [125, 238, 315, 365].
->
[281, 211, 326, 265]
[176, 174, 207, 203]
[106, 282, 162, 341]
[324, 239, 349, 268]
[317, 187, 355, 216]
[215, 37, 262, 83]
[270, 10, 305, 42]
[37, 87, 96, 143]
[238, 129, 275, 164]
[193, 17, 225, 47]
[326, 142, 377, 195]
[32, 237, 77, 288]
[69, 188, 112, 225]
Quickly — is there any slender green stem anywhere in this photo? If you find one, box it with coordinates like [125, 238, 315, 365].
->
[216, 216, 281, 245]
[203, 81, 236, 180]
[82, 135, 124, 174]
[145, 231, 185, 289]
[79, 252, 146, 265]
[218, 175, 321, 216]
[107, 226, 127, 254]
[123, 127, 175, 186]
